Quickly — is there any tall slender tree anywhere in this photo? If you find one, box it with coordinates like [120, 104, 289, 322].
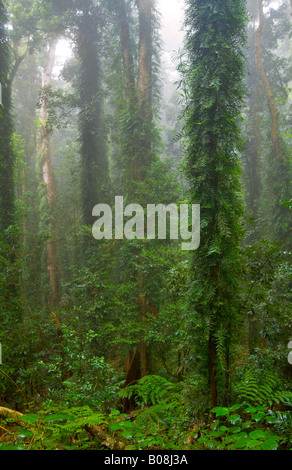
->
[110, 0, 158, 387]
[0, 0, 14, 230]
[39, 41, 61, 309]
[255, 0, 292, 249]
[243, 14, 262, 222]
[76, 0, 109, 226]
[182, 0, 247, 408]
[111, 0, 157, 188]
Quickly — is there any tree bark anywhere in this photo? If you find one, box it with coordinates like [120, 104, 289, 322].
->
[135, 0, 153, 177]
[77, 5, 109, 226]
[0, 407, 24, 423]
[115, 0, 153, 181]
[208, 331, 218, 409]
[114, 1, 154, 394]
[255, 0, 280, 154]
[248, 84, 261, 214]
[40, 42, 60, 309]
[0, 1, 14, 230]
[85, 425, 126, 450]
[114, 0, 136, 99]
[137, 0, 153, 119]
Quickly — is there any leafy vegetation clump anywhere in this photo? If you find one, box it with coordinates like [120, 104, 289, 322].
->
[0, 375, 291, 451]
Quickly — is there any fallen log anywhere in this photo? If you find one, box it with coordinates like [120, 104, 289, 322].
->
[0, 408, 127, 450]
[85, 425, 126, 450]
[0, 407, 24, 424]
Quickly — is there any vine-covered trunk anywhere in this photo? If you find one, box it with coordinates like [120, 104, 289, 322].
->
[115, 0, 136, 98]
[183, 0, 246, 408]
[208, 330, 218, 409]
[114, 0, 154, 391]
[77, 3, 109, 226]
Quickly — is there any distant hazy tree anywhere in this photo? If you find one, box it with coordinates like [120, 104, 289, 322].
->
[0, 0, 14, 230]
[75, 0, 109, 226]
[254, 0, 292, 248]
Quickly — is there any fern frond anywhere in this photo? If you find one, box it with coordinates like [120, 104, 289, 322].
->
[236, 369, 290, 407]
[119, 375, 181, 407]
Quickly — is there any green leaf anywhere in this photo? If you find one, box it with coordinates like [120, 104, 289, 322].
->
[241, 420, 252, 429]
[219, 425, 229, 432]
[245, 405, 267, 413]
[109, 422, 122, 431]
[264, 415, 278, 424]
[246, 439, 261, 448]
[249, 430, 266, 440]
[230, 436, 249, 449]
[229, 404, 242, 412]
[0, 443, 26, 450]
[17, 429, 33, 438]
[121, 430, 133, 440]
[211, 406, 230, 417]
[251, 412, 266, 422]
[231, 426, 242, 434]
[120, 420, 134, 429]
[207, 440, 220, 450]
[20, 414, 40, 424]
[42, 413, 70, 423]
[260, 438, 280, 451]
[228, 414, 242, 425]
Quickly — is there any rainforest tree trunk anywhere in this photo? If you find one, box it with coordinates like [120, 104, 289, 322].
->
[0, 1, 14, 231]
[184, 0, 246, 408]
[77, 2, 109, 226]
[255, 0, 280, 154]
[40, 42, 60, 309]
[114, 0, 154, 389]
[255, 0, 292, 249]
[114, 0, 136, 99]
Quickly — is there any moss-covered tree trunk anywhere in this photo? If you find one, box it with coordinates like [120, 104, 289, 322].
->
[77, 1, 109, 227]
[113, 0, 154, 388]
[183, 0, 247, 408]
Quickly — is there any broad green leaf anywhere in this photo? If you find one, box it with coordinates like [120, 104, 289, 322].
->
[109, 422, 123, 431]
[246, 439, 261, 448]
[228, 414, 242, 425]
[220, 425, 229, 432]
[251, 412, 266, 422]
[229, 404, 242, 412]
[260, 439, 280, 451]
[249, 430, 266, 440]
[121, 431, 133, 440]
[211, 406, 230, 417]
